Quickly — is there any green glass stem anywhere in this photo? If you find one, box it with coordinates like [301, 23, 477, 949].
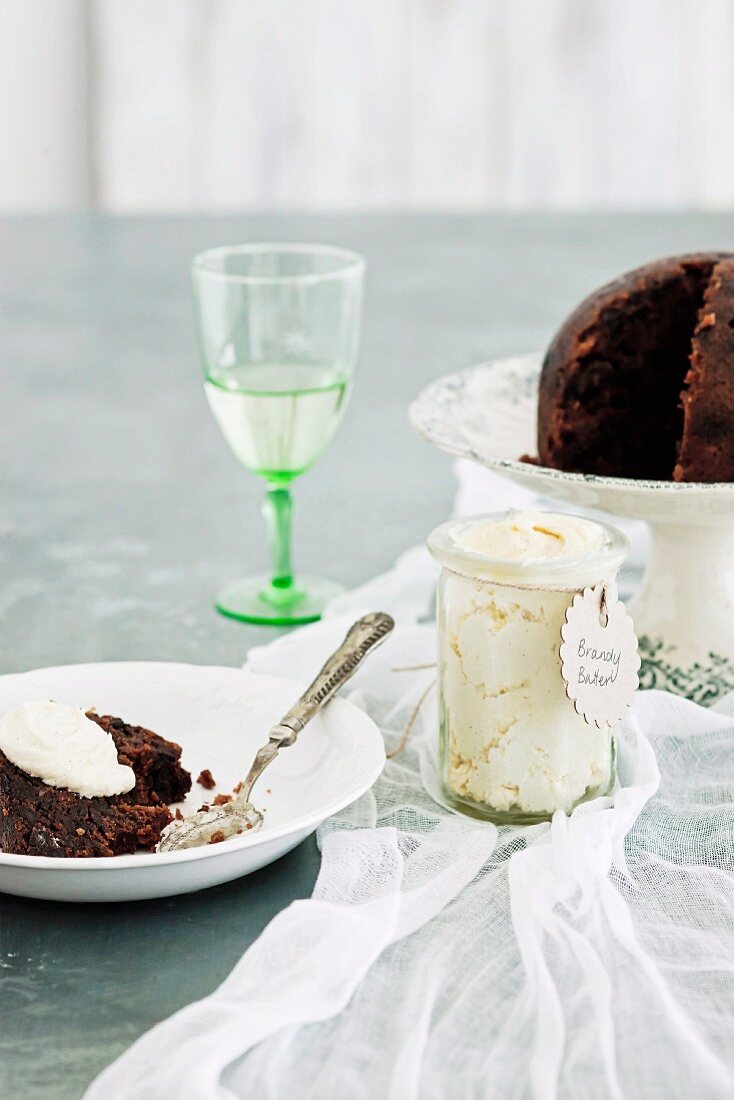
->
[262, 483, 299, 604]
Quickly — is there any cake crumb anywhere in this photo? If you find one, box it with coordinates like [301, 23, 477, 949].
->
[233, 780, 243, 794]
[174, 808, 184, 821]
[209, 831, 226, 844]
[196, 769, 216, 790]
[199, 803, 210, 812]
[213, 793, 232, 806]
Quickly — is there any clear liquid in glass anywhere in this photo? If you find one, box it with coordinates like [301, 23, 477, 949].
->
[205, 363, 348, 483]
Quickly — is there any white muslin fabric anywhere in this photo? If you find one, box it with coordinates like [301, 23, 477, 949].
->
[86, 550, 734, 1100]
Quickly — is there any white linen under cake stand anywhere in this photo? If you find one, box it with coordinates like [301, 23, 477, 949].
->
[409, 353, 734, 704]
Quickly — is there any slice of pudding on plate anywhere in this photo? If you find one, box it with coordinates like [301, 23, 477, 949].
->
[0, 701, 191, 857]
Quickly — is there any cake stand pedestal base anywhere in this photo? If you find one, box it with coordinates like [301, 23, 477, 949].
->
[630, 523, 734, 704]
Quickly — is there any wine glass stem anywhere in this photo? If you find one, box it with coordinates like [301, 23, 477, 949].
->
[263, 483, 294, 591]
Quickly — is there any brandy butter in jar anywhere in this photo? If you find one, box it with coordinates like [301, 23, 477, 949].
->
[428, 511, 630, 824]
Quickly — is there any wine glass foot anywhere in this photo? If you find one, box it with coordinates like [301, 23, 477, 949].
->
[215, 575, 346, 626]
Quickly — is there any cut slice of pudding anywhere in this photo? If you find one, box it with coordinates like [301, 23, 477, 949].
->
[0, 705, 191, 857]
[675, 257, 734, 482]
[90, 713, 191, 807]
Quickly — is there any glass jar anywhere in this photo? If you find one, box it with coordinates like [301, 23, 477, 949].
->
[427, 511, 630, 824]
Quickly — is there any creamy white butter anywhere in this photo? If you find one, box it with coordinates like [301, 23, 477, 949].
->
[429, 512, 628, 817]
[0, 701, 136, 798]
[455, 511, 604, 563]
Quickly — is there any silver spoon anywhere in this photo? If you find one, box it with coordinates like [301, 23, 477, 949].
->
[157, 611, 395, 852]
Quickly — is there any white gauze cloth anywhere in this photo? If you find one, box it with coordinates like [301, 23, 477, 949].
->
[87, 545, 734, 1100]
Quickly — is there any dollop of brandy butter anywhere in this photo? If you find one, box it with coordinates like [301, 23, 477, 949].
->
[0, 701, 135, 798]
[454, 511, 604, 564]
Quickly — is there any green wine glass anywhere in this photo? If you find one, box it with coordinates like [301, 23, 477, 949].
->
[192, 243, 364, 625]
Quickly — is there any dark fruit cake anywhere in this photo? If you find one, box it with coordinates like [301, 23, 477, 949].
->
[537, 252, 734, 482]
[674, 258, 734, 482]
[90, 713, 191, 807]
[0, 713, 191, 857]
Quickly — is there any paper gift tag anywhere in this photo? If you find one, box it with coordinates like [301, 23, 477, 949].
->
[560, 583, 640, 728]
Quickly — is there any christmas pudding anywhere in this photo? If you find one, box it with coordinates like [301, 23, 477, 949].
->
[537, 252, 734, 482]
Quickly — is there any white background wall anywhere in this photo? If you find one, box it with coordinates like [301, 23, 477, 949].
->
[2, 0, 734, 212]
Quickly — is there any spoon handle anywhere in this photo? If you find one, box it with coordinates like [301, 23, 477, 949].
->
[240, 611, 395, 802]
[276, 611, 395, 740]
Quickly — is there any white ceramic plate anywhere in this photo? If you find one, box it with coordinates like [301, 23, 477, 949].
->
[0, 662, 385, 903]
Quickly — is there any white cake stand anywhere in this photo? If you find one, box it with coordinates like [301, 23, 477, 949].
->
[409, 353, 734, 704]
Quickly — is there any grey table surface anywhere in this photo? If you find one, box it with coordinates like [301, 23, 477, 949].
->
[3, 212, 734, 1099]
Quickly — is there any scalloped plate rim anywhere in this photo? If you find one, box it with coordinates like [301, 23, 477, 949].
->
[408, 353, 734, 498]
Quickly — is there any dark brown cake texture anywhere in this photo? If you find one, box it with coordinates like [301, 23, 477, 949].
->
[537, 252, 734, 482]
[0, 713, 191, 858]
[675, 258, 734, 481]
[92, 713, 191, 806]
